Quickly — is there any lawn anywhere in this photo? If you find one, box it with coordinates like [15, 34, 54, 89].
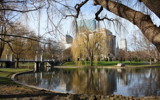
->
[18, 62, 34, 69]
[0, 68, 31, 85]
[62, 61, 159, 67]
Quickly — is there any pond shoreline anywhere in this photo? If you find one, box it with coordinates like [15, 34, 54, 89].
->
[54, 65, 160, 69]
[5, 69, 160, 100]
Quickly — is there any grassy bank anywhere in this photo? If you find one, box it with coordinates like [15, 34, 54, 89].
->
[0, 68, 53, 99]
[62, 61, 160, 67]
[0, 68, 31, 85]
[19, 62, 34, 68]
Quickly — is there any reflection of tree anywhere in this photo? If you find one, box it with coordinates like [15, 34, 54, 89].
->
[16, 69, 117, 95]
[72, 69, 88, 93]
[100, 69, 117, 95]
[116, 68, 160, 97]
[117, 69, 132, 86]
[16, 73, 42, 86]
[71, 69, 117, 95]
[16, 68, 160, 97]
[135, 69, 160, 96]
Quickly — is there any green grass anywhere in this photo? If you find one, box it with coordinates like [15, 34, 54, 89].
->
[62, 61, 159, 67]
[62, 62, 76, 66]
[97, 61, 148, 66]
[0, 68, 31, 85]
[0, 68, 31, 73]
[19, 62, 34, 67]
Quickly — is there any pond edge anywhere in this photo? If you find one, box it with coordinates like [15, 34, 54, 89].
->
[10, 69, 160, 100]
[11, 70, 70, 95]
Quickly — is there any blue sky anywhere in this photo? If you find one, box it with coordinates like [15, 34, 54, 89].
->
[19, 0, 160, 50]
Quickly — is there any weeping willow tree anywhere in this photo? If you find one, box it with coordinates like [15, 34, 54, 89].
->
[71, 28, 107, 66]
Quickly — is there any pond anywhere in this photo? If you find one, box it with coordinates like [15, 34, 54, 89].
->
[15, 67, 160, 97]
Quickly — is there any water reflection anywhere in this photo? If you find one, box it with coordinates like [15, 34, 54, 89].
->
[115, 68, 160, 97]
[15, 68, 160, 97]
[71, 69, 117, 95]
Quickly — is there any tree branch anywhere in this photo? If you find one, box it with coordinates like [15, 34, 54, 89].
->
[1, 0, 26, 3]
[94, 0, 160, 52]
[95, 6, 114, 21]
[138, 0, 160, 18]
[0, 38, 15, 53]
[66, 0, 89, 18]
[0, 34, 47, 44]
[0, 6, 43, 13]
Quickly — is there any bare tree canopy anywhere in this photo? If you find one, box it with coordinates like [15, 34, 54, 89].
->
[93, 0, 160, 51]
[0, 0, 160, 54]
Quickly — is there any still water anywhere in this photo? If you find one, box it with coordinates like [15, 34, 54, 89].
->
[15, 68, 160, 97]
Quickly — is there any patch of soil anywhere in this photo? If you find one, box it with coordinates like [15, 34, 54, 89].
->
[0, 84, 160, 100]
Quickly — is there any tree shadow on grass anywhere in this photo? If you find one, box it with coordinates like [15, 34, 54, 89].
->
[0, 77, 17, 85]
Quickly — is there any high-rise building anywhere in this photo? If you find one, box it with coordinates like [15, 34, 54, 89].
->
[66, 35, 73, 44]
[97, 28, 116, 56]
[77, 19, 96, 32]
[76, 19, 117, 59]
[120, 38, 127, 51]
[61, 35, 73, 49]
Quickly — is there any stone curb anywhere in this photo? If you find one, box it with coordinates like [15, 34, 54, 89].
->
[11, 71, 66, 94]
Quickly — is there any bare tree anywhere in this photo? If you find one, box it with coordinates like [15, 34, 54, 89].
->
[0, 0, 43, 58]
[1, 0, 160, 58]
[129, 30, 159, 64]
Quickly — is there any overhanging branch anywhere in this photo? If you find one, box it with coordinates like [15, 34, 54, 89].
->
[0, 34, 47, 44]
[66, 0, 89, 18]
[95, 6, 114, 21]
[0, 6, 43, 13]
[0, 38, 15, 53]
[94, 0, 160, 52]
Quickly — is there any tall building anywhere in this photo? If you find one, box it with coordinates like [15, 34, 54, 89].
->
[66, 35, 73, 44]
[77, 19, 96, 32]
[120, 38, 127, 51]
[76, 19, 116, 59]
[97, 28, 116, 57]
[61, 35, 73, 49]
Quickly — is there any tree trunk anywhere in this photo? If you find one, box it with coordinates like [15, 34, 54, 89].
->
[0, 42, 4, 58]
[90, 56, 93, 66]
[0, 27, 6, 58]
[154, 48, 159, 63]
[149, 56, 152, 65]
[94, 0, 160, 52]
[16, 58, 19, 68]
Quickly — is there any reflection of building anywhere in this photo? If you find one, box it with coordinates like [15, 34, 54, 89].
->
[120, 38, 127, 51]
